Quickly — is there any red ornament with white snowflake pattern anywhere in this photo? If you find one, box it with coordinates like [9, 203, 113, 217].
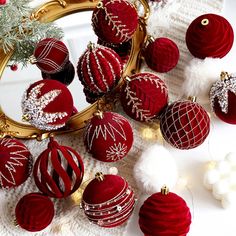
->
[82, 172, 135, 227]
[0, 138, 32, 189]
[84, 111, 133, 162]
[92, 0, 138, 44]
[77, 42, 122, 95]
[33, 38, 69, 74]
[210, 72, 236, 124]
[160, 100, 210, 149]
[120, 73, 168, 122]
[21, 79, 73, 131]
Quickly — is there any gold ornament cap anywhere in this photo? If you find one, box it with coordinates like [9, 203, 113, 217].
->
[94, 110, 104, 119]
[220, 71, 230, 81]
[95, 172, 105, 181]
[161, 185, 169, 195]
[201, 18, 209, 26]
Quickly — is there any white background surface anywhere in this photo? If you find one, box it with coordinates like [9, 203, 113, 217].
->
[1, 0, 236, 235]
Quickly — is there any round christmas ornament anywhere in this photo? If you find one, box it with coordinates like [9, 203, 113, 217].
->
[10, 64, 18, 71]
[77, 42, 122, 95]
[120, 73, 168, 122]
[186, 14, 234, 59]
[33, 137, 84, 198]
[82, 172, 135, 227]
[42, 60, 75, 86]
[0, 138, 32, 189]
[160, 100, 210, 149]
[32, 38, 69, 74]
[15, 193, 54, 232]
[210, 72, 236, 124]
[92, 0, 138, 44]
[0, 0, 6, 5]
[21, 79, 73, 130]
[139, 186, 191, 236]
[84, 111, 133, 162]
[144, 37, 179, 73]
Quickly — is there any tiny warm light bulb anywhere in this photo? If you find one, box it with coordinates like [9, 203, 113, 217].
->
[206, 161, 217, 170]
[141, 127, 154, 140]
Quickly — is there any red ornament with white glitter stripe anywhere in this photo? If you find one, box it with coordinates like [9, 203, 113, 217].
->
[82, 172, 135, 227]
[84, 111, 133, 162]
[160, 100, 210, 149]
[33, 38, 69, 74]
[77, 42, 122, 95]
[92, 0, 138, 44]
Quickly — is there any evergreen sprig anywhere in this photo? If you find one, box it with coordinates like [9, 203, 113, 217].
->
[0, 0, 63, 66]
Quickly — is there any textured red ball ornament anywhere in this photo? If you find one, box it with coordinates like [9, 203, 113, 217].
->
[210, 72, 236, 124]
[144, 37, 179, 73]
[0, 138, 32, 189]
[92, 0, 138, 44]
[33, 38, 69, 74]
[82, 172, 135, 227]
[77, 43, 122, 95]
[139, 187, 191, 236]
[84, 111, 133, 162]
[160, 100, 210, 149]
[186, 14, 234, 59]
[120, 73, 168, 122]
[33, 138, 84, 198]
[42, 60, 75, 86]
[21, 79, 73, 130]
[10, 64, 18, 71]
[15, 193, 54, 232]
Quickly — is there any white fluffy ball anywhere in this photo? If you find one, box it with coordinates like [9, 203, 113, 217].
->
[133, 144, 178, 194]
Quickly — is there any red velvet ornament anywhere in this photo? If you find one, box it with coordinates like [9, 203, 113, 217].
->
[92, 0, 138, 44]
[84, 111, 133, 162]
[210, 73, 236, 124]
[42, 60, 75, 86]
[120, 73, 168, 122]
[139, 188, 191, 236]
[15, 193, 54, 232]
[77, 43, 122, 95]
[144, 37, 179, 73]
[21, 79, 73, 131]
[160, 100, 210, 149]
[82, 173, 135, 227]
[33, 138, 84, 198]
[0, 138, 32, 189]
[0, 0, 6, 5]
[33, 38, 69, 74]
[186, 14, 234, 59]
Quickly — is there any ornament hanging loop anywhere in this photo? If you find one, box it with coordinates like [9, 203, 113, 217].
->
[201, 18, 209, 26]
[97, 1, 104, 9]
[188, 96, 197, 102]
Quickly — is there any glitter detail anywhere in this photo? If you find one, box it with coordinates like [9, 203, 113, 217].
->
[116, 205, 122, 212]
[210, 75, 236, 113]
[21, 82, 68, 130]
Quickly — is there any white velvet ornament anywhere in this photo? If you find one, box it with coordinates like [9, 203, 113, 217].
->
[182, 56, 235, 104]
[133, 144, 178, 194]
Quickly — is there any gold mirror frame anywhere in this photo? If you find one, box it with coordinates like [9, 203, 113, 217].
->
[0, 0, 149, 140]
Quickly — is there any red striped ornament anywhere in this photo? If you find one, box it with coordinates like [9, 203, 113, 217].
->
[77, 43, 122, 95]
[33, 38, 69, 74]
[33, 138, 84, 198]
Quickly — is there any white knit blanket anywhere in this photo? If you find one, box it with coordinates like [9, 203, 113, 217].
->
[0, 0, 224, 236]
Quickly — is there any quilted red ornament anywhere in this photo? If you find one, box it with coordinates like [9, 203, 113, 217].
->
[77, 43, 122, 95]
[160, 100, 210, 149]
[92, 0, 138, 44]
[15, 193, 54, 232]
[186, 14, 234, 59]
[33, 137, 84, 198]
[144, 37, 179, 73]
[84, 111, 133, 162]
[120, 73, 168, 122]
[21, 79, 73, 131]
[210, 72, 236, 124]
[0, 138, 32, 189]
[82, 172, 135, 227]
[42, 60, 75, 86]
[33, 38, 69, 74]
[139, 187, 191, 236]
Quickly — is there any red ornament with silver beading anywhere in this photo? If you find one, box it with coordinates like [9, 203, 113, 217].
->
[120, 73, 168, 122]
[82, 173, 135, 227]
[92, 0, 138, 44]
[77, 43, 122, 95]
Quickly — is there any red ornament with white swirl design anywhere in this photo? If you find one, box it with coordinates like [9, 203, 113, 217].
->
[83, 111, 133, 162]
[82, 172, 135, 227]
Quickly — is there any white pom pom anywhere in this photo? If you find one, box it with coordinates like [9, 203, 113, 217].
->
[203, 169, 220, 190]
[221, 192, 236, 209]
[212, 179, 230, 200]
[133, 144, 178, 194]
[182, 56, 236, 104]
